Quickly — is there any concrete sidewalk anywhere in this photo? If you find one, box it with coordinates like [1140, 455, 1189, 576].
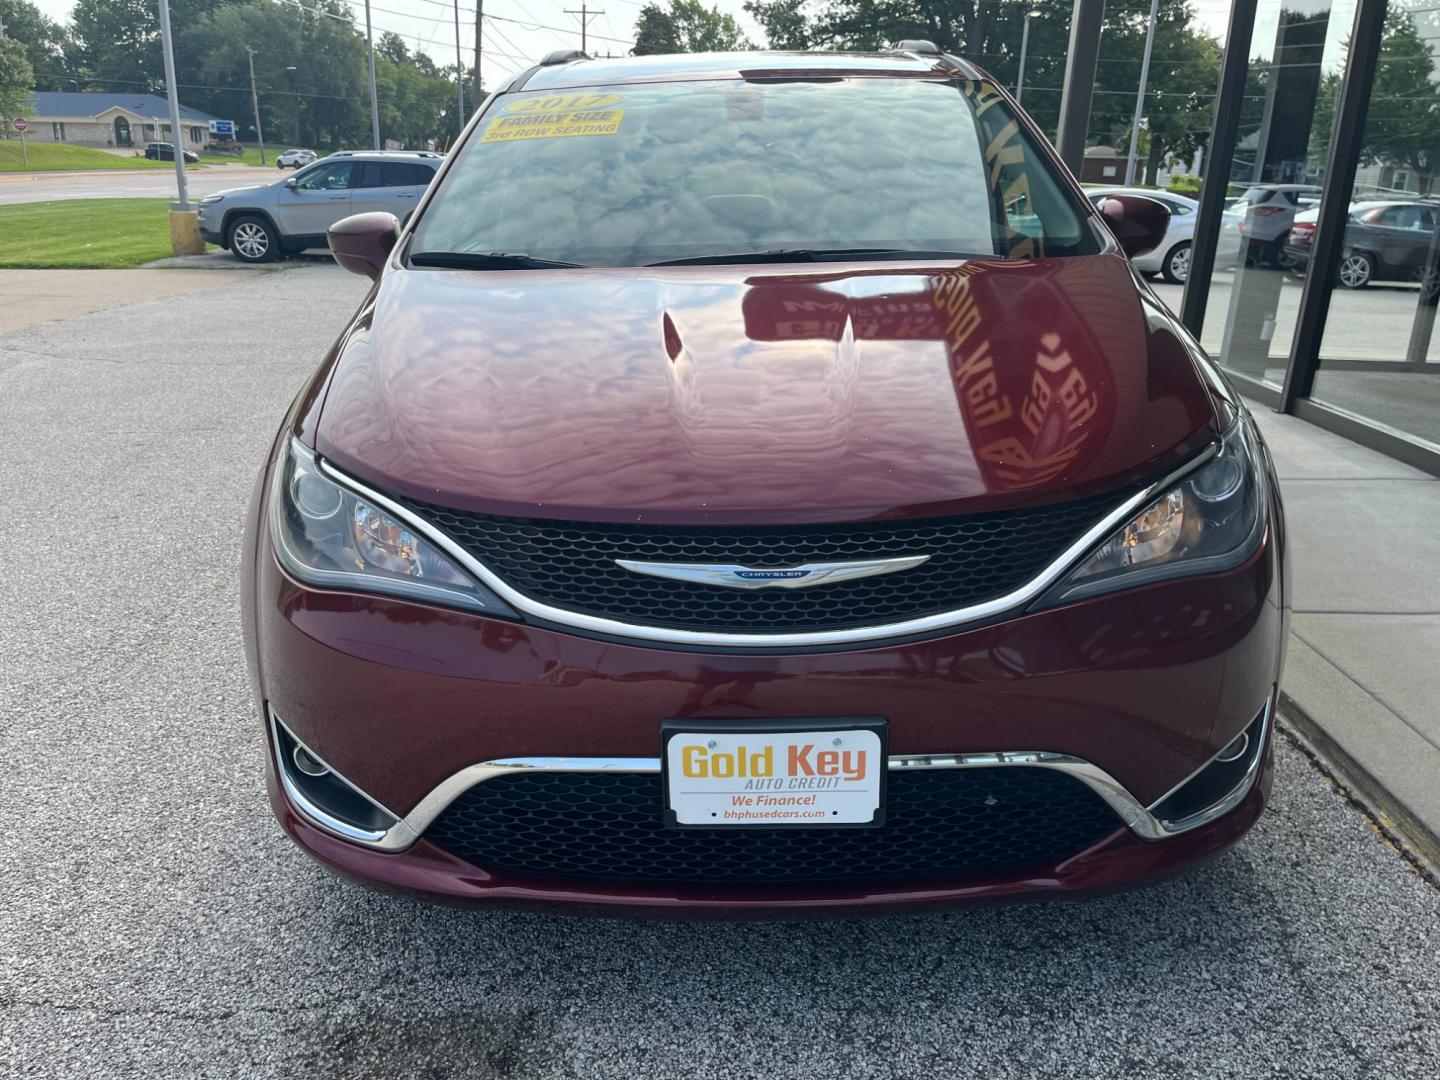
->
[1252, 407, 1440, 863]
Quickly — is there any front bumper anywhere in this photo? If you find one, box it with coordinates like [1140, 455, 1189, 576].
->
[243, 456, 1286, 912]
[267, 740, 1273, 917]
[196, 210, 224, 247]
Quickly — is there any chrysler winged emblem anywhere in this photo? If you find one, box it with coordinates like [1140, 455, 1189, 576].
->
[615, 556, 930, 590]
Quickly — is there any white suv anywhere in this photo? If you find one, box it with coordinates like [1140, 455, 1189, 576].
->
[276, 148, 318, 169]
[197, 151, 443, 263]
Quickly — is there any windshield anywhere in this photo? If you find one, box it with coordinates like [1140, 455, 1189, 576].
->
[410, 77, 1099, 267]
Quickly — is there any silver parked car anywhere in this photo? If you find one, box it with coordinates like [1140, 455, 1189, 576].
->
[196, 151, 443, 263]
[1086, 187, 1199, 283]
[276, 148, 318, 169]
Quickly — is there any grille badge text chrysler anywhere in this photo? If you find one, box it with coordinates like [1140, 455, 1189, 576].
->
[614, 556, 931, 589]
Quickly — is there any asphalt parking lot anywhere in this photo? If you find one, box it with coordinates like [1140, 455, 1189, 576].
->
[2, 263, 1438, 1078]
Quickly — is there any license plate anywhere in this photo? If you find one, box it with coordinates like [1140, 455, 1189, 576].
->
[661, 718, 887, 828]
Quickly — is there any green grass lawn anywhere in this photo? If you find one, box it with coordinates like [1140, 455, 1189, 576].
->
[0, 198, 204, 268]
[197, 147, 281, 166]
[0, 141, 180, 173]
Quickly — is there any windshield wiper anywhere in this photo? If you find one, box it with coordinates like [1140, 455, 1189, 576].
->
[409, 251, 590, 270]
[645, 247, 991, 266]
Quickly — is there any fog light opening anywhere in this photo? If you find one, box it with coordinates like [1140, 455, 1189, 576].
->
[269, 708, 404, 845]
[292, 745, 331, 778]
[1215, 731, 1249, 764]
[1148, 698, 1272, 834]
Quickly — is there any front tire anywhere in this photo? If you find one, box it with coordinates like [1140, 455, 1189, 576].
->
[1338, 251, 1374, 289]
[228, 215, 279, 264]
[1161, 241, 1191, 284]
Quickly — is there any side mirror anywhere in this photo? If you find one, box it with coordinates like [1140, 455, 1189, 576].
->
[284, 177, 298, 189]
[328, 212, 400, 281]
[1098, 195, 1171, 259]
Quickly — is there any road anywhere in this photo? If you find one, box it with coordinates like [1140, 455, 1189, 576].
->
[1, 264, 1438, 1078]
[0, 165, 280, 206]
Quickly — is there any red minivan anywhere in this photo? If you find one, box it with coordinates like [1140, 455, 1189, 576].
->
[242, 48, 1287, 915]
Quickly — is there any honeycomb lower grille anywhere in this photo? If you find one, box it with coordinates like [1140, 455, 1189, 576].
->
[423, 769, 1124, 885]
[402, 491, 1128, 633]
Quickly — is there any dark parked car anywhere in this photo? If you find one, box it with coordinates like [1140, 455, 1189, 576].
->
[143, 141, 199, 164]
[1285, 200, 1438, 288]
[245, 47, 1286, 915]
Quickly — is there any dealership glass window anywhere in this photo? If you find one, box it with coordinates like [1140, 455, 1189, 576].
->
[1195, 0, 1356, 389]
[1307, 0, 1440, 453]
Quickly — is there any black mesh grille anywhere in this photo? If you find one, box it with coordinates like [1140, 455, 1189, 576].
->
[403, 491, 1127, 632]
[423, 769, 1123, 885]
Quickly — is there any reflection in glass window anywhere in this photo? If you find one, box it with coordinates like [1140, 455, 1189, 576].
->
[1197, 2, 1355, 389]
[1312, 0, 1440, 453]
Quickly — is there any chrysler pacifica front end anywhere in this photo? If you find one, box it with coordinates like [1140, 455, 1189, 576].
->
[242, 49, 1286, 915]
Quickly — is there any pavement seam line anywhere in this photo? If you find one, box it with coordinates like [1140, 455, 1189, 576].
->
[1290, 609, 1440, 616]
[1289, 626, 1440, 756]
[1276, 709, 1440, 886]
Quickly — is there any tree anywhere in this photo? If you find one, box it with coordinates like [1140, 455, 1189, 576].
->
[743, 0, 811, 50]
[0, 35, 35, 123]
[1361, 9, 1440, 188]
[67, 0, 226, 94]
[376, 31, 410, 65]
[0, 0, 75, 92]
[742, 0, 1221, 182]
[1303, 9, 1440, 191]
[632, 0, 753, 55]
[633, 4, 682, 54]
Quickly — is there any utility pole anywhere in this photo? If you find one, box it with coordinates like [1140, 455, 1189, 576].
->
[1056, 0, 1105, 175]
[365, 0, 381, 149]
[454, 0, 465, 128]
[1016, 9, 1041, 105]
[564, 3, 603, 53]
[158, 0, 189, 208]
[474, 1, 484, 109]
[1124, 0, 1161, 186]
[246, 48, 266, 165]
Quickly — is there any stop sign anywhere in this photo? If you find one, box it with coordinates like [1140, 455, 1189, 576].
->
[12, 118, 28, 133]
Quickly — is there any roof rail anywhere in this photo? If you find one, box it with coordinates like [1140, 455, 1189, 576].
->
[540, 48, 589, 66]
[892, 39, 941, 55]
[329, 149, 441, 158]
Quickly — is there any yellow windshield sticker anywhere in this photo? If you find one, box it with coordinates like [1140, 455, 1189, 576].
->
[482, 107, 624, 143]
[504, 93, 623, 114]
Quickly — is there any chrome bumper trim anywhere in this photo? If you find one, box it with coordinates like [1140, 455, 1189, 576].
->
[269, 710, 419, 849]
[272, 696, 1273, 854]
[1148, 694, 1274, 835]
[314, 445, 1216, 649]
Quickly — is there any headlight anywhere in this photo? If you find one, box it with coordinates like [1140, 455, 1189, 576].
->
[200, 195, 224, 204]
[269, 438, 516, 617]
[1036, 415, 1267, 607]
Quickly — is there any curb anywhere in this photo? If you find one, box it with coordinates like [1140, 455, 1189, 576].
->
[1277, 693, 1440, 881]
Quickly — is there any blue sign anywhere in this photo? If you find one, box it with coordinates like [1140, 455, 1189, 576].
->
[209, 120, 236, 136]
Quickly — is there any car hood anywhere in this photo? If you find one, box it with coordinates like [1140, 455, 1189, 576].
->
[314, 253, 1218, 525]
[210, 183, 273, 201]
